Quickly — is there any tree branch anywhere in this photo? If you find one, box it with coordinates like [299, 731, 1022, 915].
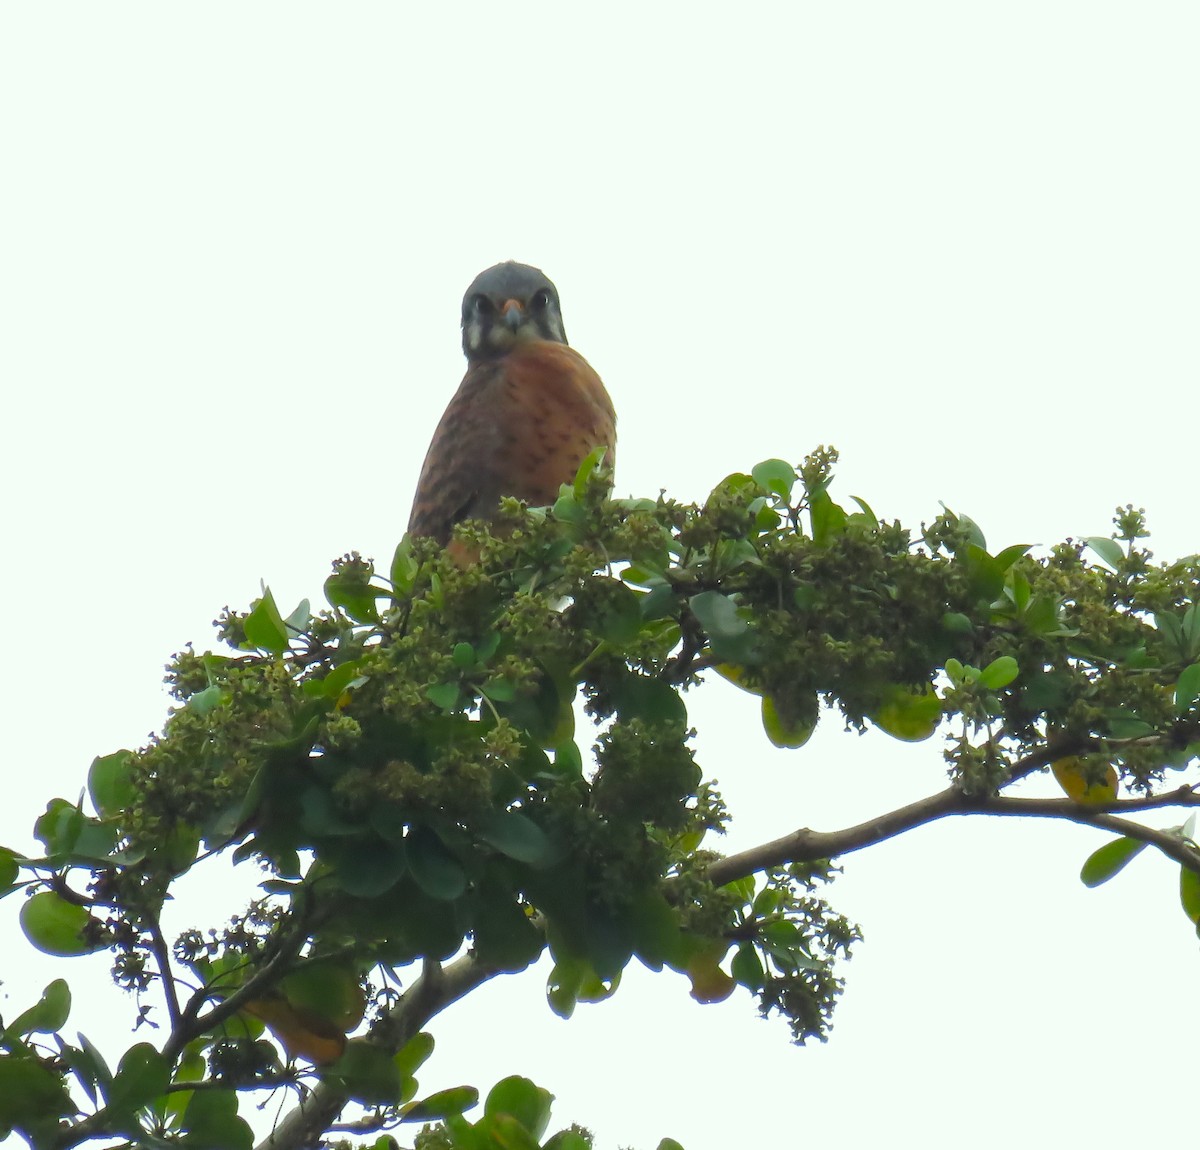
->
[163, 917, 311, 1066]
[146, 912, 182, 1031]
[706, 768, 1200, 889]
[971, 795, 1200, 873]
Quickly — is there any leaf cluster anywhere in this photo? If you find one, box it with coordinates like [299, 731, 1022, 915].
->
[2, 448, 1198, 1146]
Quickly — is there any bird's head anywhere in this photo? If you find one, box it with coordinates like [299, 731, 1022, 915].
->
[461, 261, 567, 360]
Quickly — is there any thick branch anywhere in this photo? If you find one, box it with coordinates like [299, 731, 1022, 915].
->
[706, 782, 972, 886]
[256, 953, 501, 1150]
[706, 779, 1200, 889]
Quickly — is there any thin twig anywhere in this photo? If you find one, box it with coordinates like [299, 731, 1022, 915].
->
[146, 913, 182, 1030]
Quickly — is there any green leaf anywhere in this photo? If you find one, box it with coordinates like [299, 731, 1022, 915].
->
[479, 678, 517, 703]
[8, 979, 71, 1036]
[164, 1043, 206, 1125]
[751, 458, 796, 501]
[76, 1031, 114, 1101]
[1183, 603, 1200, 660]
[870, 684, 942, 742]
[572, 444, 611, 497]
[284, 598, 312, 633]
[242, 587, 290, 653]
[0, 1057, 75, 1133]
[477, 810, 552, 865]
[407, 827, 467, 900]
[87, 750, 136, 818]
[622, 564, 666, 588]
[1085, 536, 1124, 569]
[610, 672, 688, 726]
[761, 692, 817, 749]
[847, 495, 879, 528]
[279, 960, 365, 1032]
[1176, 662, 1200, 716]
[546, 956, 585, 1019]
[554, 741, 583, 776]
[472, 893, 549, 969]
[324, 570, 383, 625]
[426, 682, 461, 711]
[978, 656, 1019, 690]
[1155, 611, 1191, 661]
[993, 542, 1032, 572]
[712, 537, 761, 572]
[941, 612, 974, 637]
[20, 891, 104, 956]
[302, 658, 368, 701]
[657, 1139, 687, 1150]
[484, 1113, 543, 1150]
[180, 1086, 254, 1149]
[1080, 836, 1148, 887]
[1023, 594, 1071, 636]
[1103, 708, 1157, 740]
[591, 579, 644, 644]
[495, 667, 572, 747]
[402, 1085, 480, 1123]
[452, 642, 477, 668]
[0, 847, 19, 894]
[106, 1042, 172, 1118]
[1005, 568, 1031, 613]
[186, 684, 226, 716]
[329, 835, 407, 896]
[955, 512, 987, 550]
[1180, 866, 1200, 925]
[546, 1132, 592, 1150]
[731, 943, 766, 991]
[394, 1032, 435, 1080]
[34, 798, 83, 856]
[485, 1075, 553, 1140]
[809, 488, 846, 544]
[690, 590, 757, 663]
[324, 1044, 404, 1106]
[551, 490, 586, 525]
[638, 584, 678, 622]
[391, 537, 419, 594]
[56, 1039, 101, 1108]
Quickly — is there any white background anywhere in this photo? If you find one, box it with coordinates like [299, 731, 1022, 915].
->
[2, 5, 1198, 1148]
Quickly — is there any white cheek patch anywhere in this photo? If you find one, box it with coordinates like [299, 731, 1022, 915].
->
[513, 322, 543, 343]
[466, 320, 484, 352]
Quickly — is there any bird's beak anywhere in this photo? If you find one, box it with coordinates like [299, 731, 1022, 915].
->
[501, 299, 525, 331]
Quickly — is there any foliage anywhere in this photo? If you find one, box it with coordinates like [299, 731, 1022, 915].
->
[2, 447, 1199, 1148]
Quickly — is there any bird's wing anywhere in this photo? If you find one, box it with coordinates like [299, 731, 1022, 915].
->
[407, 363, 510, 544]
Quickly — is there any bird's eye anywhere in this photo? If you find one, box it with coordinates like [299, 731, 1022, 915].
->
[532, 289, 553, 311]
[472, 294, 494, 317]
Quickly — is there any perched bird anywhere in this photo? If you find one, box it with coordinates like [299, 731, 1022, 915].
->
[407, 261, 616, 553]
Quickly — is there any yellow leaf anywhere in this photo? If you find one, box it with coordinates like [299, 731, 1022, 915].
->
[241, 959, 365, 1065]
[1052, 756, 1118, 804]
[685, 944, 736, 1004]
[714, 663, 761, 695]
[243, 994, 347, 1065]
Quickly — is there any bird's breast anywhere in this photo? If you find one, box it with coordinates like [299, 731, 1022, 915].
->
[494, 342, 616, 490]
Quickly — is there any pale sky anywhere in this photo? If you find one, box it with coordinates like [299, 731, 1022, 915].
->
[2, 5, 1198, 1149]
